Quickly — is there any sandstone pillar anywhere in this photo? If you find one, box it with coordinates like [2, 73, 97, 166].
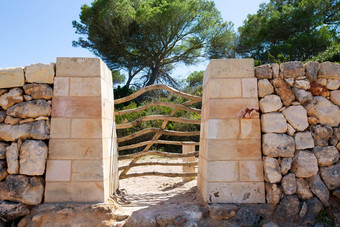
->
[198, 59, 265, 203]
[44, 57, 118, 203]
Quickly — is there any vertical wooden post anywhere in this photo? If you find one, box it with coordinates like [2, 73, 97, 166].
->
[182, 144, 196, 181]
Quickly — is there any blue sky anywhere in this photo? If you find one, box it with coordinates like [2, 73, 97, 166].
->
[0, 0, 267, 79]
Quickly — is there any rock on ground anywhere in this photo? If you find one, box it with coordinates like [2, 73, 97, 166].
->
[262, 133, 295, 157]
[282, 105, 309, 131]
[6, 99, 51, 118]
[291, 150, 318, 178]
[313, 146, 339, 167]
[19, 140, 48, 176]
[320, 163, 340, 190]
[0, 201, 30, 222]
[208, 204, 238, 220]
[275, 195, 300, 219]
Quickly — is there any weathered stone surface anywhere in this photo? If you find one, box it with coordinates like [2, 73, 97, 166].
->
[25, 63, 55, 84]
[0, 201, 30, 222]
[316, 78, 327, 86]
[19, 203, 119, 227]
[280, 157, 292, 175]
[0, 88, 23, 110]
[296, 178, 313, 200]
[0, 142, 6, 159]
[333, 188, 340, 199]
[255, 64, 272, 79]
[282, 173, 297, 195]
[307, 197, 323, 216]
[234, 207, 260, 226]
[294, 80, 310, 90]
[4, 116, 20, 125]
[305, 61, 319, 81]
[261, 113, 287, 133]
[291, 150, 318, 178]
[272, 77, 295, 106]
[0, 164, 8, 181]
[23, 95, 32, 101]
[280, 61, 305, 79]
[265, 183, 282, 205]
[304, 96, 340, 126]
[275, 195, 300, 218]
[23, 84, 53, 100]
[19, 118, 34, 124]
[258, 79, 274, 97]
[264, 157, 282, 183]
[6, 142, 19, 174]
[0, 175, 44, 205]
[318, 62, 340, 80]
[259, 95, 282, 113]
[310, 124, 333, 147]
[292, 88, 313, 104]
[0, 68, 25, 89]
[7, 99, 51, 118]
[0, 89, 7, 96]
[330, 90, 340, 107]
[208, 204, 238, 220]
[282, 106, 309, 131]
[294, 132, 314, 150]
[0, 111, 5, 123]
[285, 78, 294, 87]
[320, 163, 340, 190]
[299, 202, 308, 218]
[287, 124, 295, 136]
[262, 133, 295, 157]
[272, 63, 279, 78]
[313, 146, 339, 167]
[19, 140, 48, 176]
[326, 79, 340, 90]
[331, 127, 340, 145]
[0, 120, 49, 141]
[307, 174, 329, 206]
[309, 81, 330, 97]
[308, 117, 319, 125]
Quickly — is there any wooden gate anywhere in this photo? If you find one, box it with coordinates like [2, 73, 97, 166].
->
[114, 84, 201, 180]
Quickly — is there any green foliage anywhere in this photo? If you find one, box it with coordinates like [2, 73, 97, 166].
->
[237, 0, 340, 63]
[313, 41, 340, 63]
[182, 71, 203, 96]
[315, 209, 336, 226]
[73, 0, 235, 88]
[112, 70, 125, 85]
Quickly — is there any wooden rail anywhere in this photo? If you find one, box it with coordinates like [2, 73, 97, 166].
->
[118, 140, 199, 151]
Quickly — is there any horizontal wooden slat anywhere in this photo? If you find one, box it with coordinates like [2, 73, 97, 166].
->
[118, 140, 199, 151]
[118, 161, 198, 171]
[120, 172, 197, 179]
[118, 150, 199, 160]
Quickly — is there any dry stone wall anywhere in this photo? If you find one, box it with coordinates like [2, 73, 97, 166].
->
[0, 64, 55, 222]
[256, 61, 340, 222]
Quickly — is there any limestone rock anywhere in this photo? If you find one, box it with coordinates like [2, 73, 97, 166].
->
[7, 99, 51, 118]
[316, 78, 328, 86]
[304, 96, 340, 126]
[310, 124, 333, 147]
[234, 207, 260, 226]
[287, 124, 296, 136]
[4, 116, 20, 125]
[208, 204, 238, 220]
[25, 63, 55, 84]
[285, 78, 294, 87]
[307, 174, 329, 206]
[265, 183, 282, 205]
[313, 146, 339, 167]
[0, 163, 8, 181]
[0, 201, 30, 222]
[0, 111, 5, 123]
[0, 88, 23, 110]
[0, 120, 49, 141]
[20, 140, 48, 176]
[320, 163, 340, 190]
[0, 67, 25, 89]
[292, 88, 313, 104]
[275, 195, 300, 219]
[264, 157, 282, 183]
[296, 178, 313, 200]
[282, 173, 297, 195]
[308, 117, 319, 125]
[326, 79, 340, 90]
[318, 62, 340, 80]
[0, 175, 44, 205]
[258, 79, 274, 97]
[330, 90, 340, 107]
[262, 133, 295, 157]
[272, 77, 295, 106]
[309, 82, 330, 97]
[6, 142, 19, 174]
[294, 80, 310, 90]
[255, 64, 272, 79]
[23, 84, 53, 100]
[294, 132, 314, 150]
[272, 63, 280, 78]
[331, 127, 340, 145]
[282, 105, 309, 131]
[280, 62, 305, 79]
[333, 189, 340, 199]
[261, 113, 287, 133]
[0, 89, 7, 96]
[259, 95, 282, 113]
[299, 202, 308, 218]
[0, 142, 6, 159]
[307, 197, 323, 216]
[23, 95, 32, 101]
[19, 118, 34, 124]
[291, 150, 318, 178]
[305, 61, 319, 81]
[280, 157, 292, 175]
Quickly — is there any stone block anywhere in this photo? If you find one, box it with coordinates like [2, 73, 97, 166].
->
[50, 118, 71, 138]
[239, 161, 263, 182]
[25, 63, 55, 84]
[71, 119, 102, 138]
[53, 77, 69, 97]
[242, 78, 258, 97]
[206, 161, 238, 182]
[240, 119, 261, 140]
[45, 160, 71, 181]
[205, 119, 239, 140]
[205, 182, 265, 203]
[71, 160, 103, 181]
[261, 113, 287, 133]
[206, 59, 254, 79]
[19, 140, 48, 176]
[52, 97, 102, 118]
[0, 68, 24, 89]
[70, 78, 101, 97]
[56, 57, 102, 77]
[207, 79, 242, 98]
[318, 62, 340, 80]
[102, 99, 114, 120]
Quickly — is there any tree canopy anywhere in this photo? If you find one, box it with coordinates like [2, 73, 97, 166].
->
[237, 0, 340, 64]
[73, 0, 235, 87]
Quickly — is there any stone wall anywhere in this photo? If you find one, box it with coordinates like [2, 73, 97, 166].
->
[0, 64, 55, 222]
[256, 61, 340, 222]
